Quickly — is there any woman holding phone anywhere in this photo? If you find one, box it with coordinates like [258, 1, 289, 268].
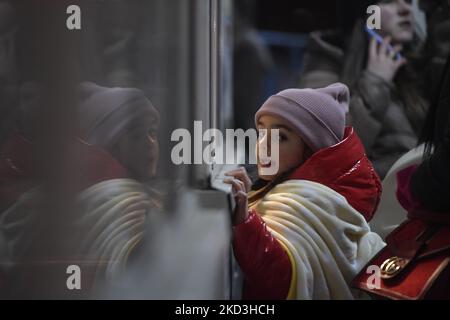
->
[299, 0, 431, 179]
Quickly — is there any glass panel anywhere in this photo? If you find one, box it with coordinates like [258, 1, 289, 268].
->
[0, 0, 195, 298]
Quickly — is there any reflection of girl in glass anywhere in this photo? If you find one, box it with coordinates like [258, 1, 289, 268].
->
[74, 82, 162, 279]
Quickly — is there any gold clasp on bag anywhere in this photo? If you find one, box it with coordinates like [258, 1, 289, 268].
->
[380, 256, 408, 279]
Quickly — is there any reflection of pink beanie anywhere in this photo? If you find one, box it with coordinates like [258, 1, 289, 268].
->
[77, 82, 159, 149]
[255, 83, 349, 152]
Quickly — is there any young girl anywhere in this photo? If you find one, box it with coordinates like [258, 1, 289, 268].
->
[225, 83, 385, 299]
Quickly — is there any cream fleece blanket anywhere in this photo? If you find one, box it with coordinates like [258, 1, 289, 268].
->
[254, 180, 385, 300]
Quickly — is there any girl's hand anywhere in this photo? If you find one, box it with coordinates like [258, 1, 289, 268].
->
[224, 167, 252, 192]
[224, 167, 252, 225]
[366, 36, 406, 83]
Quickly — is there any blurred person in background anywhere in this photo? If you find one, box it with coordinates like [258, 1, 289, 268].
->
[233, 0, 274, 131]
[299, 0, 429, 178]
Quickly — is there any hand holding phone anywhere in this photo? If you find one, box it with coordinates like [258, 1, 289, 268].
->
[365, 25, 406, 82]
[365, 25, 402, 61]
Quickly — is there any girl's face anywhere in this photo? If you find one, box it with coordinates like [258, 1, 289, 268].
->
[256, 115, 309, 182]
[379, 0, 414, 44]
[112, 119, 159, 180]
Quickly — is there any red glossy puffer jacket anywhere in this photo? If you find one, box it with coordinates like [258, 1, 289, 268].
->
[233, 127, 382, 299]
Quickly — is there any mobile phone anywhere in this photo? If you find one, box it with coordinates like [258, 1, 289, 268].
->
[365, 25, 402, 60]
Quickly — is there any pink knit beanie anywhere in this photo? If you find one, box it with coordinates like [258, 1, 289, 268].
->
[255, 83, 349, 152]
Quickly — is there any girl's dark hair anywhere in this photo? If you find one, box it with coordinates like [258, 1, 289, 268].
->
[248, 167, 297, 206]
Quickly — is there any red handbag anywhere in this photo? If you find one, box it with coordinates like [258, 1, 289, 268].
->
[352, 210, 450, 300]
